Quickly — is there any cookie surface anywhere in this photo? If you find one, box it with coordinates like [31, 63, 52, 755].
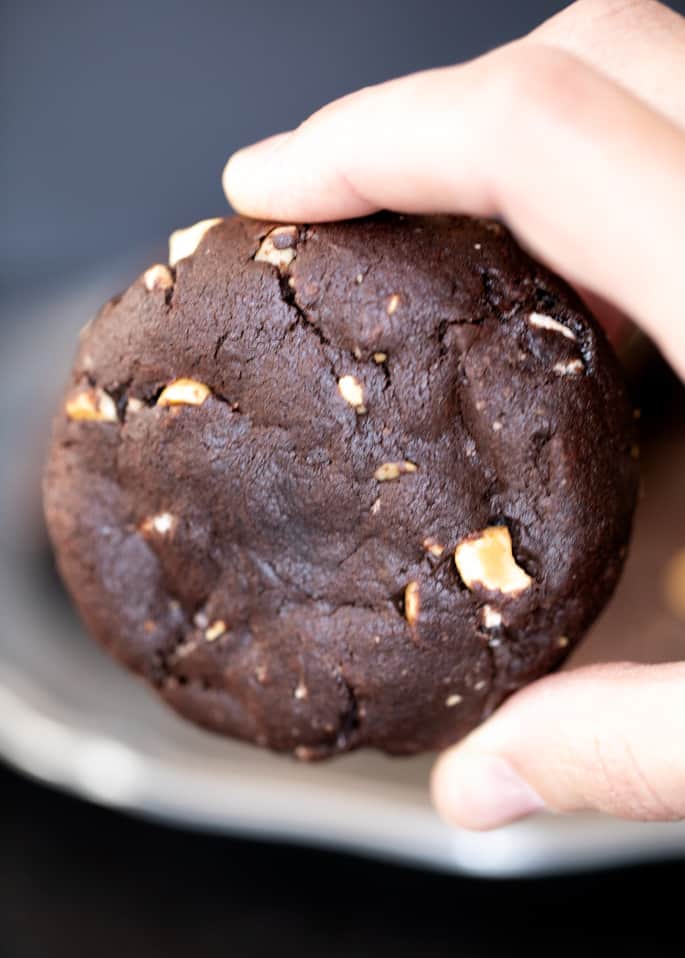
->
[43, 214, 638, 758]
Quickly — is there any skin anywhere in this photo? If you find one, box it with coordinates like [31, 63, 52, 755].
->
[223, 0, 685, 830]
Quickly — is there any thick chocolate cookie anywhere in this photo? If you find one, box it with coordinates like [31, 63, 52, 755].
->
[43, 214, 638, 758]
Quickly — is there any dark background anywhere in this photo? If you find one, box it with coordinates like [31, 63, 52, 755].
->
[0, 0, 589, 297]
[1, 760, 685, 958]
[3, 1, 685, 955]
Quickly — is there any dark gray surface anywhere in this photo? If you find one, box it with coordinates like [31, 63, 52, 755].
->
[0, 0, 593, 295]
[3, 0, 684, 298]
[3, 310, 685, 951]
[1, 761, 684, 958]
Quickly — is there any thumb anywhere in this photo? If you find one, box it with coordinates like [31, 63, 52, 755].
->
[431, 662, 685, 830]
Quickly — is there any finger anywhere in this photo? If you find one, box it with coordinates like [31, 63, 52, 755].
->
[223, 45, 685, 377]
[431, 662, 685, 830]
[575, 287, 631, 347]
[530, 0, 685, 128]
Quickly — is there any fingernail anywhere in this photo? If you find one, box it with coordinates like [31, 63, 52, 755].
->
[433, 754, 545, 830]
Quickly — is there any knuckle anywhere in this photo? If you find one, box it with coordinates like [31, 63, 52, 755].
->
[537, 0, 649, 31]
[587, 733, 684, 821]
[570, 0, 651, 20]
[487, 44, 595, 131]
[565, 0, 638, 18]
[532, 0, 655, 46]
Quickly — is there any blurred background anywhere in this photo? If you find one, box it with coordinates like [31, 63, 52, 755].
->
[2, 1, 685, 955]
[3, 0, 579, 297]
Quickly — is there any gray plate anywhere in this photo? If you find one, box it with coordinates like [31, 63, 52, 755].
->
[2, 264, 685, 877]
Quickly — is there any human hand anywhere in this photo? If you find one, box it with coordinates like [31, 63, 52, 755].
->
[223, 0, 685, 829]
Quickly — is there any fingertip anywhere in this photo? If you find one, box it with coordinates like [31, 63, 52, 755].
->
[431, 749, 546, 831]
[222, 131, 293, 215]
[221, 149, 245, 211]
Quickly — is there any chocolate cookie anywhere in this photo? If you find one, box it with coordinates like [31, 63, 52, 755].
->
[43, 214, 638, 758]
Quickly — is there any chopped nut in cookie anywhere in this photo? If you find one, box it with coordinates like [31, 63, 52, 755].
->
[173, 640, 199, 660]
[404, 580, 420, 626]
[372, 352, 387, 364]
[454, 526, 533, 595]
[168, 218, 222, 266]
[386, 294, 400, 315]
[126, 397, 144, 414]
[338, 374, 366, 413]
[423, 537, 444, 558]
[65, 387, 118, 423]
[78, 317, 94, 341]
[481, 604, 502, 628]
[374, 460, 417, 481]
[255, 226, 298, 270]
[140, 512, 176, 536]
[205, 619, 227, 641]
[445, 693, 462, 707]
[143, 264, 174, 292]
[528, 312, 577, 341]
[157, 378, 211, 407]
[480, 218, 504, 235]
[553, 359, 584, 376]
[557, 636, 570, 648]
